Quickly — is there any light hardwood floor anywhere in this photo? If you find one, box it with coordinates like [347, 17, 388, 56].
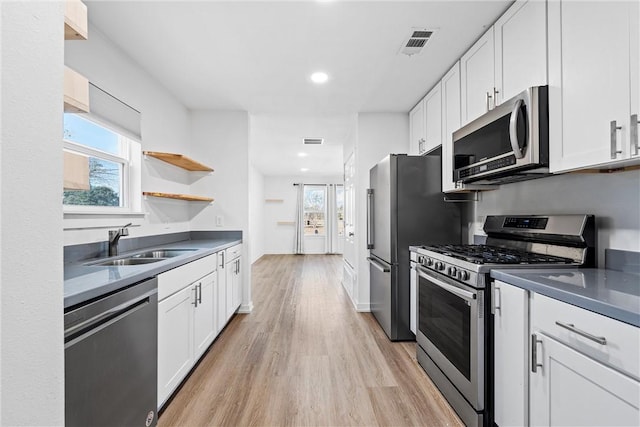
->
[159, 254, 463, 427]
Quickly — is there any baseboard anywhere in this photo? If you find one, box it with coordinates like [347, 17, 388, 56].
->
[238, 301, 254, 313]
[355, 302, 370, 312]
[251, 254, 265, 265]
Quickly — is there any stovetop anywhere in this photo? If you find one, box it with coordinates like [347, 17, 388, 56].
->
[410, 244, 581, 289]
[419, 244, 575, 265]
[410, 214, 595, 288]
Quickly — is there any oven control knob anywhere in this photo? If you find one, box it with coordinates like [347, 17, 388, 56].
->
[426, 258, 434, 267]
[448, 267, 457, 277]
[457, 270, 469, 281]
[417, 256, 424, 264]
[435, 262, 444, 271]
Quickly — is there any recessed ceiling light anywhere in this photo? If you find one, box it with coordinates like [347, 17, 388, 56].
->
[298, 152, 308, 157]
[300, 168, 309, 172]
[310, 72, 329, 84]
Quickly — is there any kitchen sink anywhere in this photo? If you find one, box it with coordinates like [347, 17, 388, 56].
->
[89, 257, 165, 266]
[131, 249, 197, 258]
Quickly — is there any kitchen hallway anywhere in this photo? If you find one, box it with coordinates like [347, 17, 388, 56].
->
[158, 254, 463, 426]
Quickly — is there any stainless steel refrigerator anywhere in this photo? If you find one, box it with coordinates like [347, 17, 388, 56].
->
[367, 153, 461, 341]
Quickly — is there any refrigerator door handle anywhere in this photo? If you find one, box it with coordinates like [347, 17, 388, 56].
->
[366, 188, 374, 249]
[367, 257, 390, 272]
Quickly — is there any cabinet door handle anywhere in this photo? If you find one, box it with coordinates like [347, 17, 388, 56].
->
[221, 251, 225, 267]
[610, 120, 623, 159]
[192, 286, 198, 307]
[486, 91, 493, 112]
[631, 114, 639, 156]
[555, 321, 607, 345]
[198, 283, 202, 304]
[531, 334, 543, 373]
[491, 284, 501, 315]
[493, 87, 500, 106]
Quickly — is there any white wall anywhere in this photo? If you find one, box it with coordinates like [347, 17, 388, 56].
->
[471, 170, 640, 268]
[263, 175, 343, 254]
[1, 2, 65, 424]
[189, 110, 253, 311]
[352, 113, 409, 311]
[64, 26, 193, 245]
[249, 165, 265, 263]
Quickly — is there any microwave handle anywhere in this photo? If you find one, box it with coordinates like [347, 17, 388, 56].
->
[509, 98, 525, 159]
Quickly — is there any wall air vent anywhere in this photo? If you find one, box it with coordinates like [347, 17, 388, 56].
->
[303, 138, 324, 145]
[400, 28, 435, 56]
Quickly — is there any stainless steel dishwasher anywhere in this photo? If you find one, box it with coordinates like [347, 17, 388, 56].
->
[65, 277, 158, 427]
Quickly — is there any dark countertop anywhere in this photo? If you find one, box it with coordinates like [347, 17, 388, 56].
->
[64, 238, 241, 309]
[491, 269, 640, 327]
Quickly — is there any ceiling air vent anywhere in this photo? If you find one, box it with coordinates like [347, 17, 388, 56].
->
[303, 138, 324, 145]
[400, 28, 434, 56]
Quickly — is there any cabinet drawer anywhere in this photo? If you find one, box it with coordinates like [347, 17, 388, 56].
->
[532, 293, 640, 380]
[158, 254, 216, 300]
[225, 244, 242, 261]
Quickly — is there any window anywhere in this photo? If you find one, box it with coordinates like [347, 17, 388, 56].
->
[303, 185, 326, 236]
[336, 184, 344, 237]
[63, 113, 141, 212]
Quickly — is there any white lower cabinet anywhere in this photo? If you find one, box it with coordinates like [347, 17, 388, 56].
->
[157, 250, 237, 408]
[225, 244, 243, 320]
[530, 333, 640, 427]
[492, 281, 529, 427]
[216, 251, 227, 333]
[493, 280, 640, 427]
[157, 285, 194, 407]
[193, 272, 217, 360]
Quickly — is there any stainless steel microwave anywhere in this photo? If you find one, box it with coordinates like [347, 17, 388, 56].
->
[453, 86, 549, 184]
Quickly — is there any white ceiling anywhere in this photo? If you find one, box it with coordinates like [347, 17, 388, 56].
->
[86, 0, 512, 176]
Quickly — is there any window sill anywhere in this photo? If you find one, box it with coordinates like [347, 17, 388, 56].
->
[64, 210, 146, 218]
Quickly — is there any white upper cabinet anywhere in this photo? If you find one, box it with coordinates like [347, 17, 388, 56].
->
[409, 98, 426, 155]
[423, 82, 442, 154]
[494, 0, 548, 105]
[461, 0, 548, 125]
[441, 63, 461, 192]
[460, 28, 495, 125]
[548, 0, 640, 172]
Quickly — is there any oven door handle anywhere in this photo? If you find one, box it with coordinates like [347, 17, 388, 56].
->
[417, 266, 476, 302]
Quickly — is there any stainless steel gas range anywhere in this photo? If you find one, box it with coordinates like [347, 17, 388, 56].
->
[410, 214, 595, 427]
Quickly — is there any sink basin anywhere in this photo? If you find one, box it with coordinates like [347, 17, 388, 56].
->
[131, 249, 197, 258]
[89, 257, 165, 266]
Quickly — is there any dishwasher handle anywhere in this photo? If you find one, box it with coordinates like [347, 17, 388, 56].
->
[64, 289, 156, 343]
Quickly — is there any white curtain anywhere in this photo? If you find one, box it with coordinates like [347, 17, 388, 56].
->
[293, 183, 305, 254]
[326, 184, 338, 254]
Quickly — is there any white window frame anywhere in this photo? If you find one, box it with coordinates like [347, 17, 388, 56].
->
[303, 185, 327, 237]
[336, 183, 345, 237]
[63, 114, 142, 215]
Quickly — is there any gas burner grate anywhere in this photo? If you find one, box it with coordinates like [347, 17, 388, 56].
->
[421, 244, 574, 265]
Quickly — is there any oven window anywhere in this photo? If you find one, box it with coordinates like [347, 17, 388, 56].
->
[418, 275, 471, 380]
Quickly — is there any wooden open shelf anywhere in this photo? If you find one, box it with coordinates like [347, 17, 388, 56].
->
[143, 192, 214, 202]
[143, 151, 213, 172]
[64, 0, 88, 40]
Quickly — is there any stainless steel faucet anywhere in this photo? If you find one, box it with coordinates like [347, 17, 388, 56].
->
[108, 223, 132, 257]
